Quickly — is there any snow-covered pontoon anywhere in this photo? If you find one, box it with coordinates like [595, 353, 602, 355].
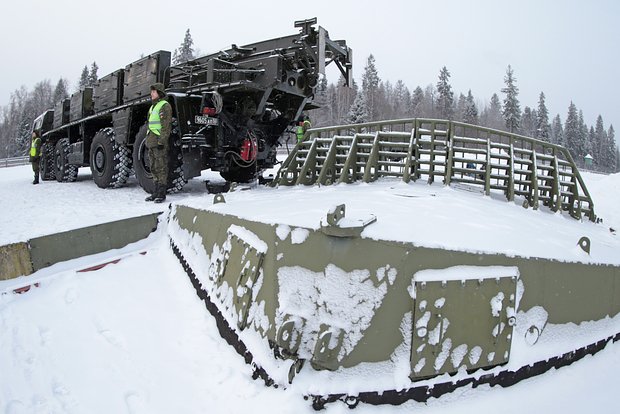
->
[168, 119, 620, 408]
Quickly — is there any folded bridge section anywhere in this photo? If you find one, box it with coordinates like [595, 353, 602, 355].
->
[275, 118, 595, 221]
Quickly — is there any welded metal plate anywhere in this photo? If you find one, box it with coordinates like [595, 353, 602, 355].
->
[410, 275, 517, 379]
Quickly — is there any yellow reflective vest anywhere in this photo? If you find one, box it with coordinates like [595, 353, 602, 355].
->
[30, 137, 41, 157]
[148, 100, 168, 136]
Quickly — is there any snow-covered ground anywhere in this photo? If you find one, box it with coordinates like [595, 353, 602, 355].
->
[1, 164, 620, 413]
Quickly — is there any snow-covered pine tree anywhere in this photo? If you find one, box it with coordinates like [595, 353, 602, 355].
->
[361, 54, 380, 121]
[480, 93, 503, 130]
[337, 75, 356, 124]
[379, 81, 392, 120]
[593, 115, 606, 170]
[435, 66, 454, 119]
[53, 78, 69, 104]
[173, 29, 196, 65]
[564, 102, 583, 162]
[536, 92, 551, 142]
[551, 114, 564, 146]
[455, 93, 466, 121]
[393, 80, 410, 118]
[604, 125, 620, 172]
[587, 126, 596, 166]
[578, 110, 588, 159]
[609, 125, 618, 172]
[411, 86, 424, 116]
[88, 62, 99, 87]
[501, 65, 521, 133]
[521, 106, 537, 138]
[463, 90, 478, 125]
[310, 76, 329, 127]
[78, 66, 89, 90]
[346, 90, 369, 124]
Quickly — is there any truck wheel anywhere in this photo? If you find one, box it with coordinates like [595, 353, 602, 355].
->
[40, 142, 56, 181]
[133, 125, 186, 194]
[90, 127, 132, 188]
[54, 138, 78, 182]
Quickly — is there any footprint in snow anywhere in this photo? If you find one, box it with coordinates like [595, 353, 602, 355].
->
[64, 288, 77, 304]
[125, 392, 146, 414]
[52, 379, 79, 413]
[93, 318, 126, 349]
[5, 400, 26, 414]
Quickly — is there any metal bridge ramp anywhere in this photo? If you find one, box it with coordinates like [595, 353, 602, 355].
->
[274, 118, 595, 221]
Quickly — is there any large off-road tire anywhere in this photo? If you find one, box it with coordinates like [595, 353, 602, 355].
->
[54, 138, 78, 182]
[90, 127, 132, 189]
[40, 142, 56, 181]
[133, 124, 186, 194]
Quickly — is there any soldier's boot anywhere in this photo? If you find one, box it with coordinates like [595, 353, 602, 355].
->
[145, 188, 157, 202]
[33, 174, 39, 185]
[154, 184, 167, 204]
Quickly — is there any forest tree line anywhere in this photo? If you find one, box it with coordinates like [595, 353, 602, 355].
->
[310, 55, 618, 173]
[1, 41, 617, 173]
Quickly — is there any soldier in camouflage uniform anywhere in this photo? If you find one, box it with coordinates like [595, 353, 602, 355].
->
[144, 83, 172, 203]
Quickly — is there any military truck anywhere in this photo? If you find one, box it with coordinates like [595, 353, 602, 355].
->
[33, 18, 352, 193]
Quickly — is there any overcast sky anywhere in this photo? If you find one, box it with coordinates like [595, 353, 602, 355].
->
[1, 0, 618, 130]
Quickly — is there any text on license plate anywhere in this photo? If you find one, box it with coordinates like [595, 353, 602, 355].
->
[195, 115, 219, 126]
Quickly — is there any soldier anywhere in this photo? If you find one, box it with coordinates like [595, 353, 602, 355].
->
[144, 83, 172, 203]
[29, 131, 42, 184]
[296, 115, 311, 143]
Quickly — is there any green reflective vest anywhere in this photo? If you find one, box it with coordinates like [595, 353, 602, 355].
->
[148, 100, 168, 136]
[296, 120, 311, 143]
[30, 137, 41, 157]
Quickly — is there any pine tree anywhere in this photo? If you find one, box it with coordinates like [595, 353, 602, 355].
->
[608, 125, 618, 172]
[435, 66, 454, 119]
[536, 92, 551, 142]
[53, 78, 69, 104]
[501, 65, 521, 133]
[173, 29, 196, 65]
[88, 62, 99, 87]
[346, 90, 369, 124]
[521, 106, 537, 137]
[455, 93, 466, 121]
[78, 66, 89, 90]
[310, 77, 329, 127]
[587, 126, 596, 167]
[463, 90, 478, 125]
[392, 80, 409, 118]
[378, 81, 391, 120]
[481, 93, 503, 130]
[593, 115, 606, 169]
[411, 86, 424, 116]
[361, 54, 380, 121]
[551, 114, 564, 146]
[564, 102, 583, 163]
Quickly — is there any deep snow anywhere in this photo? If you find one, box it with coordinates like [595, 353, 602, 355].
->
[1, 164, 620, 413]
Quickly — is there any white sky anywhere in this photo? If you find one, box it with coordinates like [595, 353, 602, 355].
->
[1, 0, 619, 130]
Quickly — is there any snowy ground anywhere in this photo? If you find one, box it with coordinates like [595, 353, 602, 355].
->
[1, 164, 620, 413]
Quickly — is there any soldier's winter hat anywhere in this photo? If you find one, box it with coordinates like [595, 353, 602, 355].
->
[150, 83, 166, 96]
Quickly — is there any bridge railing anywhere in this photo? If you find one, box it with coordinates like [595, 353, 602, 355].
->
[273, 118, 595, 221]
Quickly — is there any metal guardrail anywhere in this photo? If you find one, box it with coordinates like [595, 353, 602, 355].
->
[0, 156, 29, 168]
[273, 118, 596, 222]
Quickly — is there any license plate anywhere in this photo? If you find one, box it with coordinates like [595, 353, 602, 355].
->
[194, 115, 219, 126]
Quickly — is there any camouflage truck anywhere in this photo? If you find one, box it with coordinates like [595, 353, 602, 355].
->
[34, 18, 352, 193]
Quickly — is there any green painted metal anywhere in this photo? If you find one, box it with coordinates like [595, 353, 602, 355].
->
[170, 204, 619, 382]
[29, 213, 160, 271]
[274, 118, 596, 221]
